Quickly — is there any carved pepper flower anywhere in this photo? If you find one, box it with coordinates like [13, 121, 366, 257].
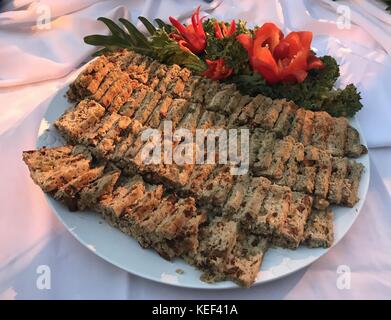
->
[202, 58, 233, 80]
[214, 20, 236, 39]
[237, 22, 324, 84]
[169, 6, 206, 54]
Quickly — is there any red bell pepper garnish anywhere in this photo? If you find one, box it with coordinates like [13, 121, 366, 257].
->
[214, 20, 236, 39]
[236, 22, 324, 84]
[202, 58, 233, 80]
[169, 32, 193, 54]
[169, 6, 206, 54]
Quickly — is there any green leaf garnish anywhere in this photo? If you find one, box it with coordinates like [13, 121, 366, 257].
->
[83, 15, 363, 117]
[138, 16, 157, 35]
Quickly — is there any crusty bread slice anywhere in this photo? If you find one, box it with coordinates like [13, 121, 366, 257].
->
[272, 192, 313, 249]
[189, 218, 269, 288]
[77, 170, 120, 210]
[67, 56, 115, 101]
[54, 99, 105, 144]
[345, 126, 368, 158]
[342, 160, 364, 207]
[22, 146, 92, 193]
[131, 196, 206, 259]
[191, 217, 238, 273]
[22, 145, 73, 169]
[302, 208, 334, 248]
[99, 175, 147, 220]
[54, 166, 104, 211]
[225, 234, 269, 288]
[113, 189, 205, 260]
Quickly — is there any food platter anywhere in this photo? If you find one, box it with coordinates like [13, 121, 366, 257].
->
[35, 70, 370, 289]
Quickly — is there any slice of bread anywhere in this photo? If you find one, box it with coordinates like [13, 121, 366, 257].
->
[78, 170, 120, 210]
[54, 166, 104, 211]
[190, 218, 269, 288]
[54, 100, 105, 144]
[302, 208, 334, 248]
[22, 146, 92, 192]
[272, 192, 313, 249]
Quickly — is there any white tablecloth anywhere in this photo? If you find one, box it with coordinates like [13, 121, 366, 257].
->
[0, 0, 391, 299]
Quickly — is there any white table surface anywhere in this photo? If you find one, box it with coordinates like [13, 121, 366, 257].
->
[0, 0, 391, 300]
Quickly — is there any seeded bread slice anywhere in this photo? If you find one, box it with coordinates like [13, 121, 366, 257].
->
[94, 115, 132, 159]
[328, 157, 348, 204]
[276, 143, 304, 188]
[237, 94, 265, 125]
[345, 126, 367, 158]
[78, 170, 121, 210]
[132, 195, 204, 258]
[54, 99, 106, 144]
[272, 100, 297, 137]
[199, 166, 235, 210]
[54, 166, 104, 210]
[133, 91, 162, 125]
[252, 99, 281, 130]
[272, 192, 313, 249]
[206, 84, 236, 113]
[302, 208, 334, 248]
[240, 177, 271, 225]
[98, 175, 147, 220]
[155, 64, 182, 96]
[246, 182, 291, 236]
[191, 221, 269, 288]
[175, 103, 203, 134]
[22, 146, 73, 170]
[22, 146, 92, 193]
[341, 160, 364, 207]
[92, 69, 125, 102]
[227, 95, 252, 127]
[162, 98, 190, 129]
[304, 146, 333, 200]
[225, 234, 269, 288]
[99, 74, 130, 109]
[223, 175, 250, 217]
[193, 217, 238, 266]
[311, 112, 332, 150]
[251, 131, 276, 175]
[253, 96, 274, 126]
[118, 195, 205, 260]
[258, 136, 295, 180]
[327, 117, 348, 157]
[145, 95, 173, 128]
[182, 164, 215, 196]
[68, 56, 114, 101]
[294, 166, 317, 194]
[288, 108, 306, 140]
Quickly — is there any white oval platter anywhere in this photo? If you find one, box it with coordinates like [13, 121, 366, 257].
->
[36, 73, 370, 289]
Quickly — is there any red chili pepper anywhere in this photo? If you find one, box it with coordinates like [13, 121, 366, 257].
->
[214, 20, 236, 39]
[202, 58, 233, 80]
[237, 23, 324, 84]
[169, 6, 206, 54]
[169, 32, 193, 54]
